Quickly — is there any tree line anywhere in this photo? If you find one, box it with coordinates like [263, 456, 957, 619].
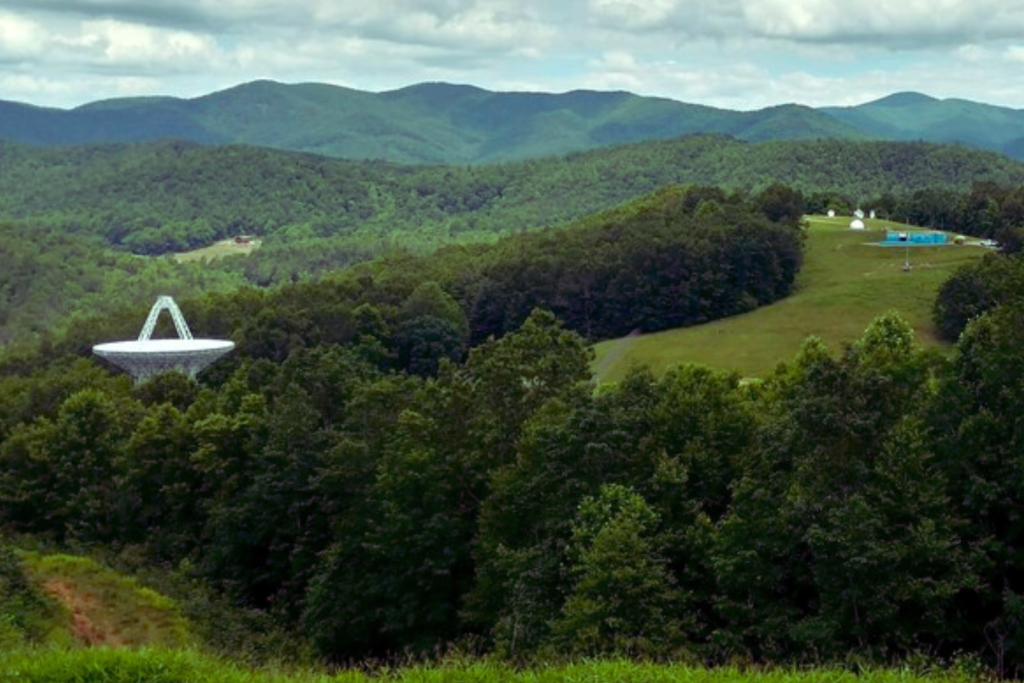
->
[820, 181, 1024, 246]
[2, 305, 1023, 673]
[932, 249, 1024, 341]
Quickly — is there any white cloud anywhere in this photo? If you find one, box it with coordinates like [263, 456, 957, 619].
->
[0, 11, 47, 59]
[55, 19, 220, 69]
[596, 51, 639, 71]
[743, 0, 1024, 46]
[0, 74, 79, 101]
[320, 0, 554, 55]
[6, 0, 1024, 111]
[580, 0, 747, 39]
[956, 45, 991, 62]
[0, 73, 163, 105]
[1004, 45, 1024, 62]
[589, 0, 680, 30]
[584, 53, 780, 108]
[580, 44, 1024, 110]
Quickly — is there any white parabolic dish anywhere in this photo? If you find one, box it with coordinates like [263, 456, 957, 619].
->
[93, 296, 235, 382]
[93, 339, 235, 381]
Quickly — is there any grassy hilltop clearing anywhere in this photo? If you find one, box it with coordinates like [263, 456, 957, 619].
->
[593, 216, 990, 380]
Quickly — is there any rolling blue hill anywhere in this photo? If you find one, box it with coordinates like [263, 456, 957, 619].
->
[821, 91, 1024, 158]
[0, 80, 865, 164]
[3, 81, 1024, 163]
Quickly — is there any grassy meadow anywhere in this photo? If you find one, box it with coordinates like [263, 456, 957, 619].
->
[173, 238, 262, 263]
[0, 650, 990, 683]
[593, 215, 988, 381]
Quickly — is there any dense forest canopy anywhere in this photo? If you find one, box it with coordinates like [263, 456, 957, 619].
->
[3, 302, 1024, 673]
[933, 249, 1024, 340]
[3, 136, 1024, 260]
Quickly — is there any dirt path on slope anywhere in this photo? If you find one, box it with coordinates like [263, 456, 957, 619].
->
[42, 579, 127, 647]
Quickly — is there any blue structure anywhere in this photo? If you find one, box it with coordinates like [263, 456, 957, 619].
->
[883, 230, 947, 245]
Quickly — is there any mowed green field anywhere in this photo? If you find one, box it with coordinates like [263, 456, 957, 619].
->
[593, 215, 988, 381]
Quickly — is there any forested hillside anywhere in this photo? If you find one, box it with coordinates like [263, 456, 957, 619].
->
[0, 223, 247, 348]
[3, 136, 1023, 261]
[4, 293, 1024, 674]
[0, 185, 801, 366]
[822, 91, 1024, 160]
[4, 134, 1024, 350]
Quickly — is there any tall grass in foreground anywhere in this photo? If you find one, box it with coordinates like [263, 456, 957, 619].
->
[0, 649, 993, 683]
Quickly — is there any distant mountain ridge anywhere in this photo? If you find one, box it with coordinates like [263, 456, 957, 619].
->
[820, 91, 1024, 157]
[2, 81, 1024, 164]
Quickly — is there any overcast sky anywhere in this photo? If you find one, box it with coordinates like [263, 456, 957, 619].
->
[5, 0, 1024, 110]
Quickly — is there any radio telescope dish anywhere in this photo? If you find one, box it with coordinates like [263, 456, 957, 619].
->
[93, 296, 234, 382]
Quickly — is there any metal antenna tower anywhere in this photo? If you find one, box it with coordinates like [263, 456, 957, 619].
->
[138, 296, 193, 341]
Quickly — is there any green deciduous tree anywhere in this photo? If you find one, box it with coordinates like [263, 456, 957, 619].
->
[715, 314, 972, 661]
[548, 484, 688, 658]
[118, 401, 200, 558]
[12, 389, 139, 542]
[928, 299, 1024, 674]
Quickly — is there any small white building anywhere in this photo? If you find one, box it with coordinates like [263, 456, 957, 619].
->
[850, 218, 866, 230]
[827, 209, 836, 218]
[854, 209, 865, 219]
